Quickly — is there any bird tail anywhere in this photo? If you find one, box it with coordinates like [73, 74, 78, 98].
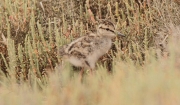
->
[59, 46, 65, 56]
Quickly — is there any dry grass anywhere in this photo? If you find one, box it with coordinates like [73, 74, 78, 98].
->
[0, 0, 180, 105]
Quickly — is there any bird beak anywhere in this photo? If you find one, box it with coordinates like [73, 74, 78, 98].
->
[116, 31, 125, 37]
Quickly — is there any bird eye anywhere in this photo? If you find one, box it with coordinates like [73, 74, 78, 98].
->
[106, 28, 110, 31]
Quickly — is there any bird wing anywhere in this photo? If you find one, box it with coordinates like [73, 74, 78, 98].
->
[59, 33, 102, 59]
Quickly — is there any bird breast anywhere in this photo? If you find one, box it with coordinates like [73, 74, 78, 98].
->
[86, 37, 112, 64]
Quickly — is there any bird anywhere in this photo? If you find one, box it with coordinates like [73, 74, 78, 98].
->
[59, 20, 125, 74]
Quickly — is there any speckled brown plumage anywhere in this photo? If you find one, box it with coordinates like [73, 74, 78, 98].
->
[59, 20, 125, 70]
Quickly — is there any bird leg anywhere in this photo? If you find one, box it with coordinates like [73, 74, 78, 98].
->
[79, 68, 84, 82]
[90, 69, 93, 75]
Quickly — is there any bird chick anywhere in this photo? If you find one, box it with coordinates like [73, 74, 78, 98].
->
[59, 20, 125, 72]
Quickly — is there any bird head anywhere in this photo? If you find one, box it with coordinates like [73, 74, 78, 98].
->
[97, 20, 125, 38]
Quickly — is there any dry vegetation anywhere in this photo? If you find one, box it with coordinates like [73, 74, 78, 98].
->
[0, 0, 180, 105]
